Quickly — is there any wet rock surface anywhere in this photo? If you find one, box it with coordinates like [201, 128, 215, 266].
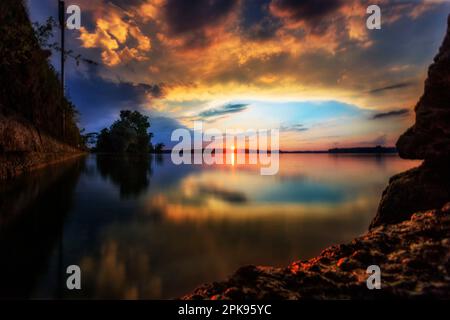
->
[184, 203, 450, 299]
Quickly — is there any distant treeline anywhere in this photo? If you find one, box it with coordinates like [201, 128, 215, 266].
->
[328, 146, 397, 154]
[279, 146, 397, 154]
[0, 0, 83, 148]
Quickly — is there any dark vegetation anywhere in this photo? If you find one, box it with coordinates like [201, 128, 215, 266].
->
[0, 0, 83, 148]
[95, 110, 165, 154]
[0, 0, 160, 154]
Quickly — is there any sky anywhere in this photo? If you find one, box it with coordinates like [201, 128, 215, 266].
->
[26, 0, 450, 150]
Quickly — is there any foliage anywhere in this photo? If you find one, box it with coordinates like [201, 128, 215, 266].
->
[0, 0, 84, 148]
[32, 17, 98, 67]
[96, 111, 153, 154]
[154, 143, 166, 154]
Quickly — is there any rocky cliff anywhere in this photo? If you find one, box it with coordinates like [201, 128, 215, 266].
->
[370, 15, 450, 229]
[396, 15, 450, 160]
[184, 15, 450, 299]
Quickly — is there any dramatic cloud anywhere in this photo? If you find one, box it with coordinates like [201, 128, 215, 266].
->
[137, 83, 167, 99]
[26, 0, 450, 150]
[240, 1, 282, 41]
[78, 5, 151, 66]
[198, 104, 249, 119]
[280, 124, 309, 132]
[163, 0, 238, 35]
[270, 0, 343, 28]
[369, 82, 414, 94]
[150, 116, 191, 148]
[371, 108, 410, 120]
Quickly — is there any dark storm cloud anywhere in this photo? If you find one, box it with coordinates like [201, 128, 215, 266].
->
[371, 108, 410, 120]
[66, 75, 162, 132]
[151, 116, 191, 149]
[368, 82, 414, 94]
[137, 83, 166, 99]
[240, 0, 282, 41]
[198, 104, 248, 118]
[109, 0, 146, 8]
[270, 0, 343, 22]
[244, 17, 281, 40]
[163, 0, 239, 34]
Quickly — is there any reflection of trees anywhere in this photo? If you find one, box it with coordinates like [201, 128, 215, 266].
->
[0, 157, 85, 298]
[96, 155, 153, 199]
[155, 153, 164, 166]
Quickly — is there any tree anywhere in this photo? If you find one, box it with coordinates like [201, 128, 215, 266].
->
[95, 128, 110, 151]
[33, 17, 97, 66]
[154, 143, 165, 154]
[96, 110, 152, 154]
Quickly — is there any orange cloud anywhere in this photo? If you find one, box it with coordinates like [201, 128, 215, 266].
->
[74, 0, 444, 121]
[79, 7, 151, 66]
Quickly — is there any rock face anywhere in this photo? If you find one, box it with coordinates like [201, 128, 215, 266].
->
[371, 15, 450, 228]
[0, 0, 84, 179]
[397, 15, 450, 160]
[184, 203, 450, 299]
[0, 114, 83, 180]
[370, 160, 450, 228]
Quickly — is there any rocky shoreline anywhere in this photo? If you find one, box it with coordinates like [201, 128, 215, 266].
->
[184, 204, 450, 299]
[0, 114, 84, 180]
[0, 0, 85, 180]
[184, 15, 450, 300]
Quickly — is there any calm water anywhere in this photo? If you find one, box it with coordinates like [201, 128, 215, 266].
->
[0, 154, 419, 299]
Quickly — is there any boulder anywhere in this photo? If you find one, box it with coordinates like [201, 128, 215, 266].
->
[370, 160, 450, 228]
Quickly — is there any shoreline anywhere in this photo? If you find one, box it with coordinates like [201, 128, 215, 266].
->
[184, 203, 450, 299]
[0, 114, 85, 180]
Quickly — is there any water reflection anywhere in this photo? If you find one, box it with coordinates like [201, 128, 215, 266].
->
[0, 154, 420, 299]
[0, 157, 85, 298]
[96, 155, 153, 198]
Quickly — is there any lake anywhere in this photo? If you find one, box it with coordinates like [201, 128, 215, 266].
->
[0, 153, 420, 299]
